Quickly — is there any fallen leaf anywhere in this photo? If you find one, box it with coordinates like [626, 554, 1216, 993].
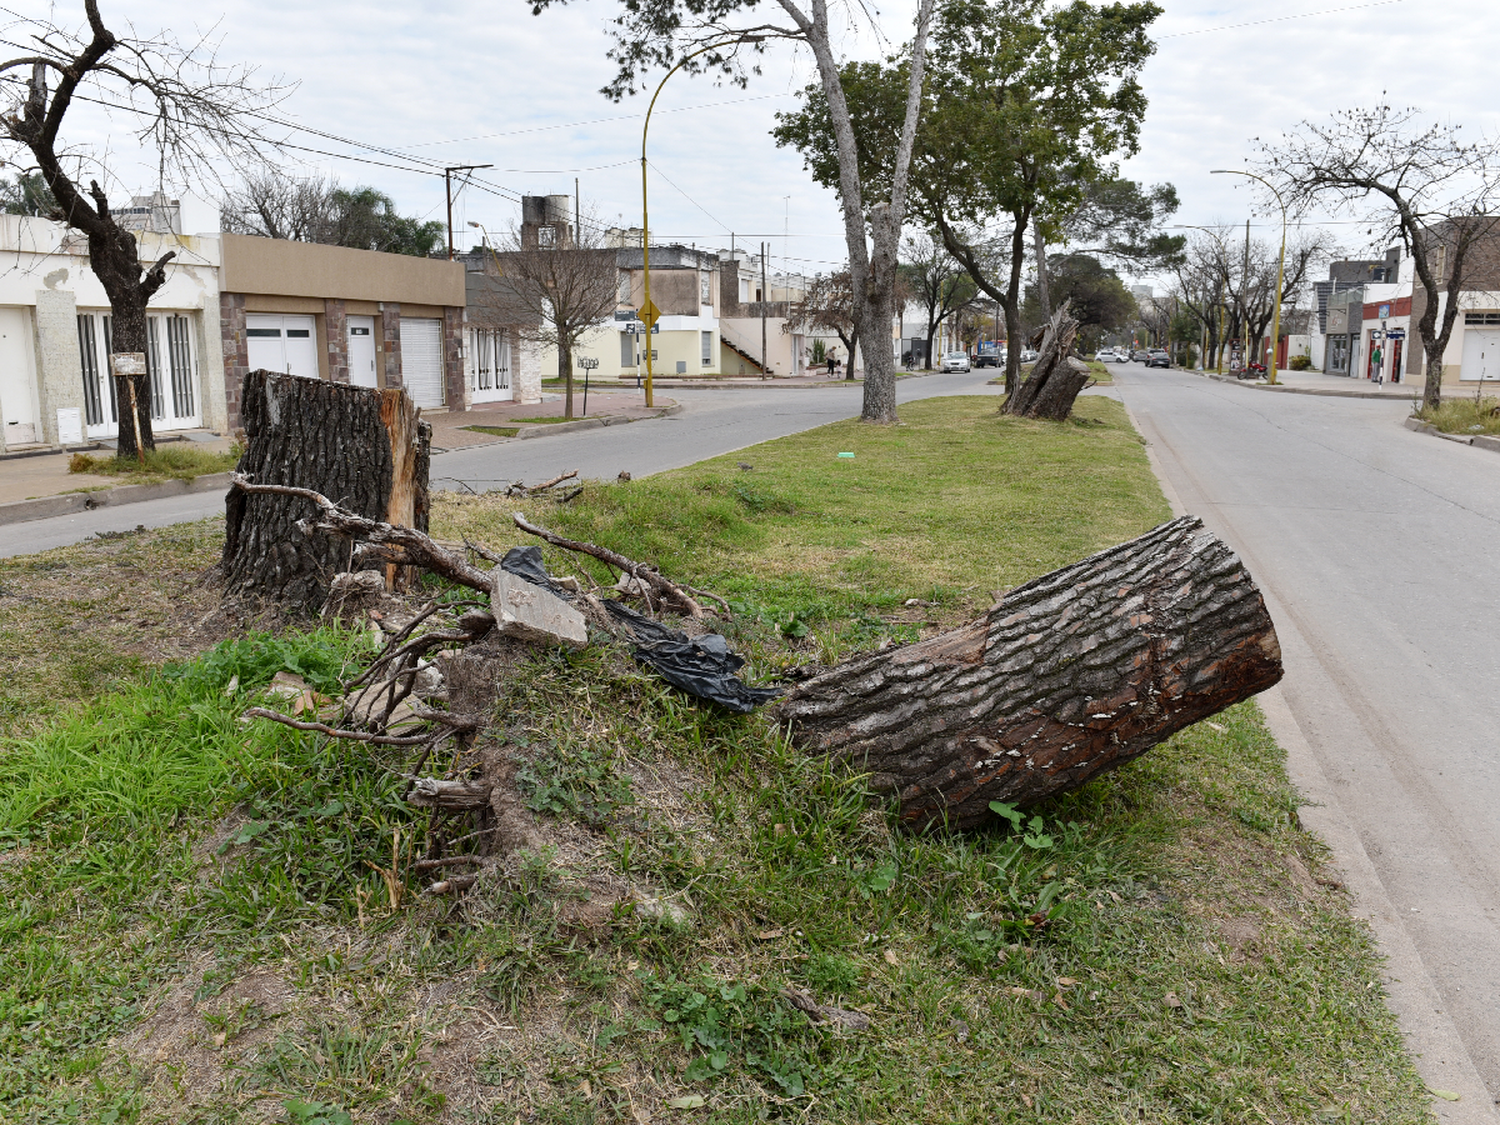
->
[223, 674, 239, 696]
[212, 1032, 226, 1048]
[1056, 977, 1078, 987]
[756, 929, 785, 941]
[1426, 1087, 1461, 1102]
[1205, 721, 1225, 732]
[1163, 992, 1183, 1009]
[579, 1079, 592, 1098]
[1021, 1092, 1033, 1108]
[1051, 991, 1070, 1011]
[1008, 987, 1045, 1001]
[883, 949, 899, 966]
[666, 1095, 706, 1109]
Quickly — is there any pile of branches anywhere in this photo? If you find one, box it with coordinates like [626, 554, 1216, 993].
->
[233, 474, 736, 897]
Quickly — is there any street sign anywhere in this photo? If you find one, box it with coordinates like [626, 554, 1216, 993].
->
[578, 356, 599, 369]
[638, 299, 662, 332]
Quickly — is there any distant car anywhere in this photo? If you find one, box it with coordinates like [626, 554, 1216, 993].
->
[1146, 349, 1170, 368]
[941, 351, 971, 372]
[1019, 349, 1039, 364]
[1132, 349, 1150, 363]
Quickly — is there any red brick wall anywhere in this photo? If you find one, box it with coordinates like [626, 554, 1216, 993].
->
[380, 304, 402, 390]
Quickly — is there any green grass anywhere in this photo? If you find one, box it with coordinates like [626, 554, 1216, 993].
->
[0, 393, 1430, 1123]
[69, 444, 241, 482]
[461, 424, 521, 438]
[1415, 392, 1500, 435]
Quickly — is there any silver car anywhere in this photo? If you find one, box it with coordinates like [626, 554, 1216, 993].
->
[940, 351, 971, 372]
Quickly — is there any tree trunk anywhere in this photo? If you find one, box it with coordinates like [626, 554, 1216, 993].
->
[221, 370, 430, 611]
[776, 515, 1283, 831]
[106, 301, 155, 459]
[1003, 305, 1089, 420]
[561, 338, 575, 420]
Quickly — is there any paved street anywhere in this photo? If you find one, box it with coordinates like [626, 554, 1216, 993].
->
[1115, 366, 1500, 1118]
[1, 371, 1004, 557]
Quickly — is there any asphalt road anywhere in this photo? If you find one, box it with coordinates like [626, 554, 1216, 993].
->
[1, 369, 1005, 557]
[1115, 366, 1500, 1121]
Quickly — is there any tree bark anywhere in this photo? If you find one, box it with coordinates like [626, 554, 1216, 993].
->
[776, 515, 1283, 831]
[221, 370, 430, 610]
[1002, 304, 1092, 420]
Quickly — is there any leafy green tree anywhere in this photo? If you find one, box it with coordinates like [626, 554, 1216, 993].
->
[774, 0, 1160, 394]
[324, 187, 444, 258]
[1023, 253, 1135, 350]
[0, 171, 56, 216]
[1058, 177, 1184, 269]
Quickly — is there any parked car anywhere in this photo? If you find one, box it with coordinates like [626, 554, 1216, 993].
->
[941, 351, 971, 372]
[1146, 348, 1170, 368]
[1019, 348, 1039, 363]
[1132, 349, 1150, 363]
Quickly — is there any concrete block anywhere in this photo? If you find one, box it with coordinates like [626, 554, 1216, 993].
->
[1472, 434, 1500, 454]
[491, 568, 588, 649]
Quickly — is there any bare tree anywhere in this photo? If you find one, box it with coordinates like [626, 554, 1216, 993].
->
[899, 233, 974, 370]
[221, 171, 336, 242]
[490, 224, 618, 420]
[1, 1, 284, 459]
[786, 271, 858, 377]
[530, 0, 936, 424]
[1256, 104, 1500, 408]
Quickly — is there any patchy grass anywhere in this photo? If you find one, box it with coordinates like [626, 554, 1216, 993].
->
[0, 518, 228, 735]
[462, 425, 522, 439]
[68, 444, 241, 483]
[0, 394, 1430, 1123]
[1414, 392, 1500, 435]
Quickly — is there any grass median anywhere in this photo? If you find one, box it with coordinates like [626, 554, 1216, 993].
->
[0, 395, 1427, 1123]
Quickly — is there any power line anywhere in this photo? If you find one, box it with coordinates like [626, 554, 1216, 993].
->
[1157, 0, 1406, 39]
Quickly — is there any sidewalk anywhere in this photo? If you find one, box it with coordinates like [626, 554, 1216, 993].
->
[0, 391, 682, 524]
[1196, 367, 1421, 399]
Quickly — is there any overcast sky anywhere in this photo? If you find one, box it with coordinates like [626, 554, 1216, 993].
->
[18, 0, 1500, 292]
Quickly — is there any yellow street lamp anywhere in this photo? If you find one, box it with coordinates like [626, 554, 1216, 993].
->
[1212, 169, 1287, 385]
[640, 38, 760, 407]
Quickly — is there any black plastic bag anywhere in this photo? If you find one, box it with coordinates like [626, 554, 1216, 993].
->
[500, 545, 575, 601]
[604, 601, 782, 713]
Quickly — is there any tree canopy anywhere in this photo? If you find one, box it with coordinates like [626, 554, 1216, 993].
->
[1023, 253, 1135, 349]
[774, 0, 1161, 392]
[222, 175, 445, 258]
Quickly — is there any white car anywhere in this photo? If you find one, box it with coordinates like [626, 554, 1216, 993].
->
[941, 351, 971, 372]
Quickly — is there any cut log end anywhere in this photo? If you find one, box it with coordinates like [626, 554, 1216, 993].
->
[776, 516, 1283, 831]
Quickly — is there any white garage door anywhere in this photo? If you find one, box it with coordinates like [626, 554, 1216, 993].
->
[0, 306, 40, 446]
[401, 317, 445, 408]
[246, 314, 318, 378]
[1461, 327, 1500, 381]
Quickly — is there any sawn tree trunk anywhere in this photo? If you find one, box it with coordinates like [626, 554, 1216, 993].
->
[221, 370, 430, 610]
[776, 516, 1283, 831]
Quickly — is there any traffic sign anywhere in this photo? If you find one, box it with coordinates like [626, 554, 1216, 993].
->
[638, 299, 662, 332]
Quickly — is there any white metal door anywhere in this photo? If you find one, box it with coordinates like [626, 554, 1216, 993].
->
[348, 316, 377, 388]
[0, 306, 40, 446]
[468, 326, 512, 403]
[247, 314, 319, 378]
[401, 317, 444, 407]
[1461, 328, 1500, 381]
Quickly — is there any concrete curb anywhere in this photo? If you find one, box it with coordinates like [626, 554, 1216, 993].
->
[1201, 370, 1421, 400]
[1403, 415, 1500, 453]
[0, 471, 234, 528]
[513, 402, 683, 439]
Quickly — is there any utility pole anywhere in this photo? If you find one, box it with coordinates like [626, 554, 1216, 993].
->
[1242, 219, 1251, 370]
[574, 177, 580, 246]
[760, 242, 768, 378]
[444, 164, 493, 260]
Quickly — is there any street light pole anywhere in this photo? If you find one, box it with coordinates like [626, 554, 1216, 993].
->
[1212, 169, 1287, 385]
[640, 37, 760, 407]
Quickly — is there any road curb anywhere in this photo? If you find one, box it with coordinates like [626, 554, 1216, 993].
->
[1199, 370, 1421, 400]
[513, 402, 683, 439]
[0, 471, 233, 528]
[1403, 416, 1500, 453]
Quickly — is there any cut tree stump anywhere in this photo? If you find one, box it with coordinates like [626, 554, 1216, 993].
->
[221, 370, 431, 610]
[776, 516, 1283, 831]
[1003, 303, 1093, 421]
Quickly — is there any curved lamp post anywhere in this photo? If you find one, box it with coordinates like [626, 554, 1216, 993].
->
[1212, 169, 1287, 385]
[640, 38, 760, 407]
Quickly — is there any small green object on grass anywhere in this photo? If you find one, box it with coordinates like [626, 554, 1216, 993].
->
[837, 451, 855, 458]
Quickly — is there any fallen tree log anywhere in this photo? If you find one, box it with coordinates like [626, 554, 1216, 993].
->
[775, 516, 1282, 831]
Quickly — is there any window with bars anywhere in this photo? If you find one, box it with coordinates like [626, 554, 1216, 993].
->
[469, 328, 511, 391]
[1464, 311, 1500, 325]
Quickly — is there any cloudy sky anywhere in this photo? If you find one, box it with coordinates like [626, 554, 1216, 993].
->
[16, 0, 1500, 291]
